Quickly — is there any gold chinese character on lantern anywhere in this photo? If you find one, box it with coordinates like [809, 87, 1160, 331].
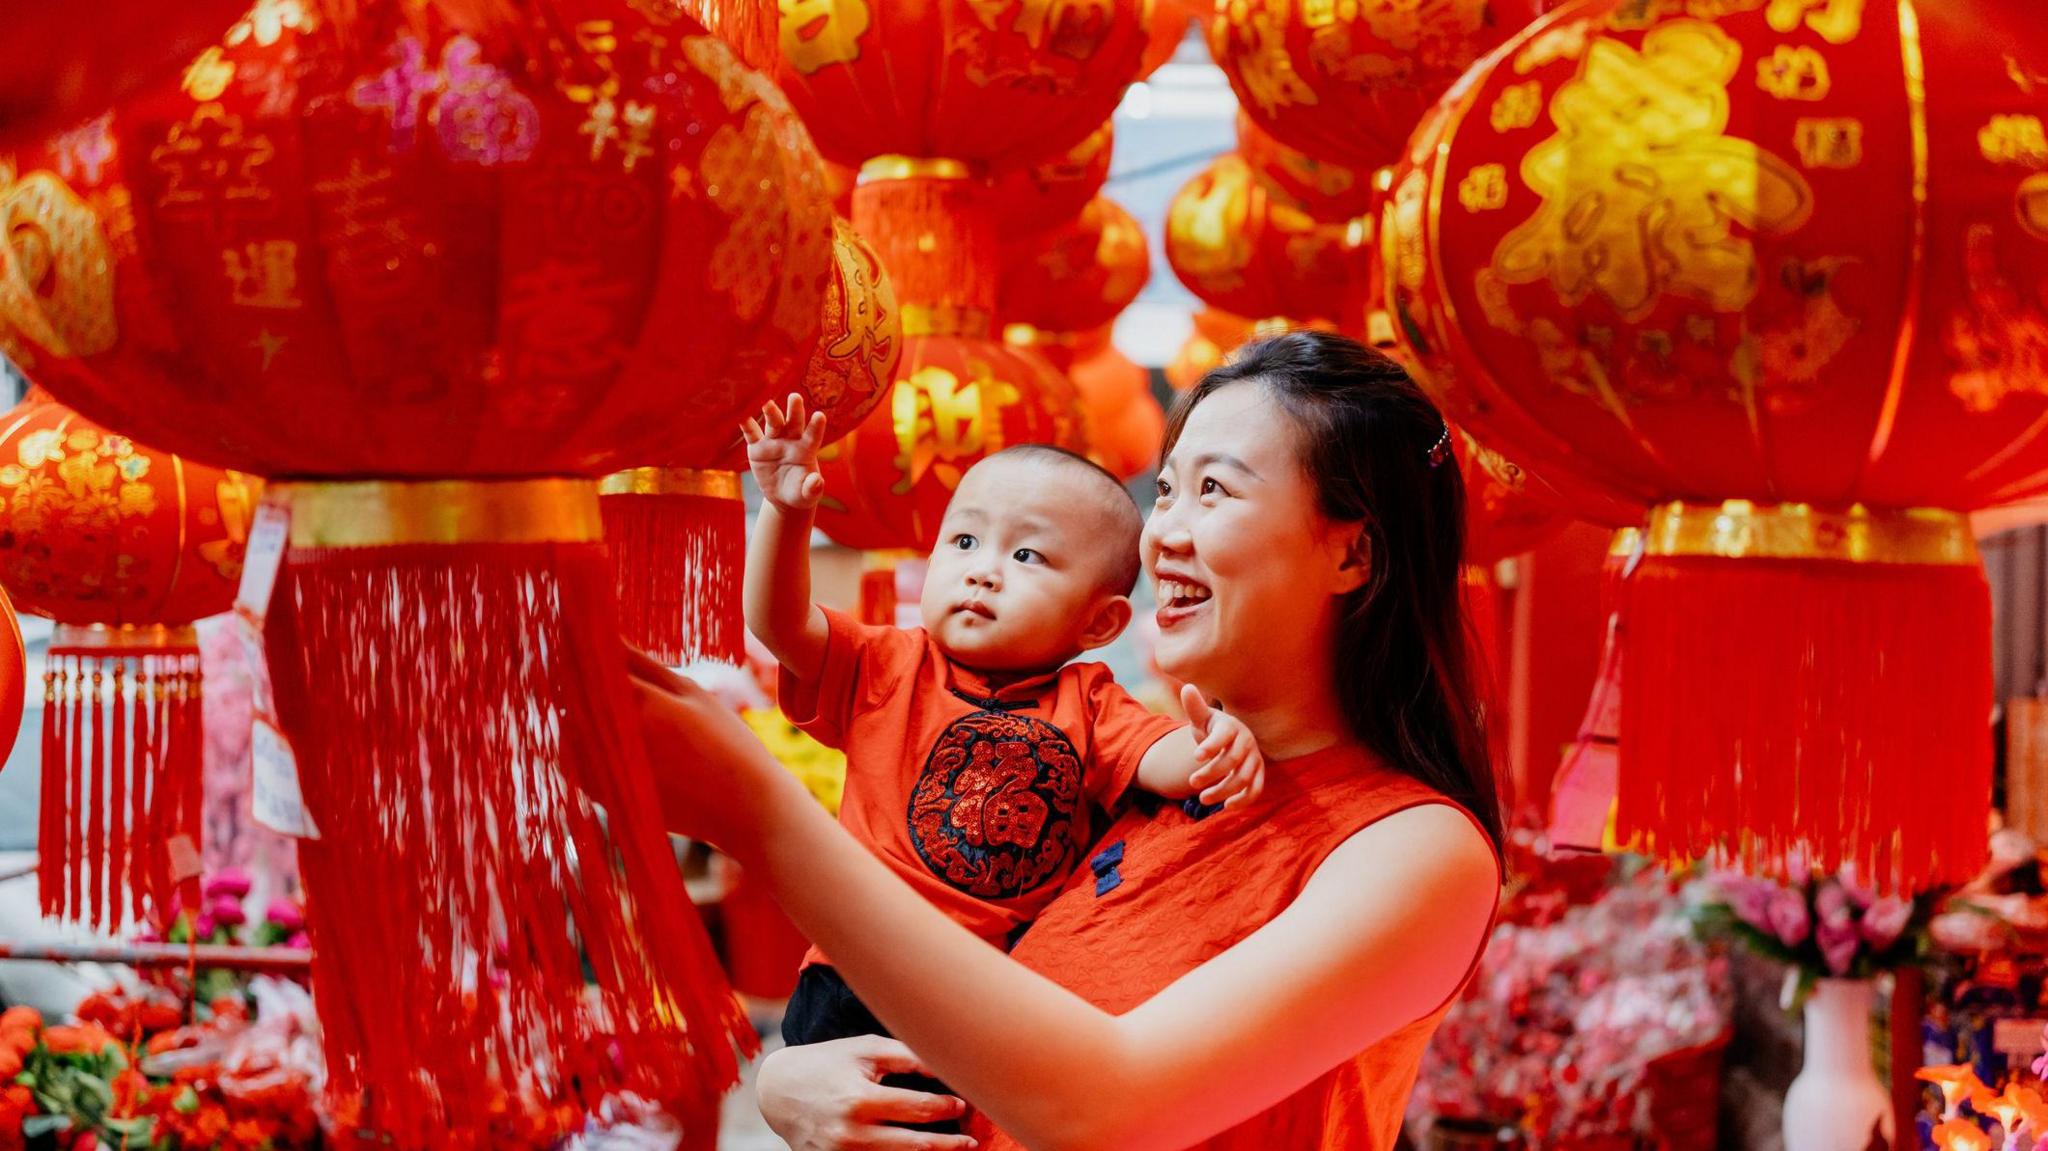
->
[890, 363, 1018, 494]
[1793, 117, 1863, 168]
[221, 240, 302, 310]
[1220, 1, 1319, 112]
[1757, 44, 1830, 101]
[1765, 0, 1863, 43]
[780, 0, 870, 75]
[1494, 21, 1813, 320]
[1492, 81, 1544, 132]
[1979, 114, 2048, 167]
[0, 167, 117, 363]
[1459, 164, 1509, 212]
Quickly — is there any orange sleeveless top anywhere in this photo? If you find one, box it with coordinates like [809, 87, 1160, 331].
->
[974, 742, 1500, 1151]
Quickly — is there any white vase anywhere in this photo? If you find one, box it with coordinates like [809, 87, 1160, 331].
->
[1783, 978, 1894, 1151]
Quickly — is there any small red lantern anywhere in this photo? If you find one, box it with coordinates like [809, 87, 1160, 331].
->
[1237, 111, 1376, 224]
[986, 121, 1115, 238]
[1387, 0, 2048, 890]
[0, 392, 251, 931]
[1209, 0, 1543, 172]
[1139, 0, 1198, 79]
[1000, 195, 1152, 360]
[1069, 325, 1164, 481]
[1, 1, 827, 1137]
[1167, 150, 1368, 331]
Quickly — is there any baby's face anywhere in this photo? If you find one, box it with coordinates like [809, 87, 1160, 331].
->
[920, 455, 1130, 673]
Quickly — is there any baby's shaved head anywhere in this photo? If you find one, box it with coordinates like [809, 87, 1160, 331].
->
[974, 445, 1144, 596]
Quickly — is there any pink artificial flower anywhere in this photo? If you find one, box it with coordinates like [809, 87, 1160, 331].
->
[2033, 1024, 2048, 1081]
[207, 893, 247, 927]
[1837, 869, 1877, 909]
[193, 913, 217, 939]
[1818, 918, 1861, 975]
[1816, 882, 1854, 929]
[286, 930, 310, 950]
[264, 898, 305, 933]
[1715, 875, 1776, 931]
[1861, 897, 1914, 951]
[204, 867, 252, 900]
[1767, 888, 1811, 948]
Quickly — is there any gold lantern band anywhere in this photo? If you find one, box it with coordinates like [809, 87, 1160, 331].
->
[862, 548, 922, 572]
[1609, 526, 1642, 559]
[1002, 323, 1078, 352]
[902, 303, 994, 339]
[1642, 501, 1978, 567]
[858, 155, 972, 184]
[49, 623, 200, 653]
[279, 479, 604, 549]
[598, 468, 744, 500]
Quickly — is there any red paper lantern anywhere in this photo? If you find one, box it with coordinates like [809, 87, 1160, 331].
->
[1237, 111, 1376, 224]
[1456, 429, 1571, 566]
[1166, 307, 1253, 391]
[1139, 0, 1197, 79]
[0, 1, 828, 1138]
[986, 121, 1115, 238]
[773, 0, 1148, 174]
[1000, 195, 1151, 358]
[1208, 0, 1543, 172]
[0, 392, 252, 931]
[1070, 325, 1163, 481]
[0, 589, 22, 766]
[1385, 0, 2048, 890]
[1167, 151, 1369, 330]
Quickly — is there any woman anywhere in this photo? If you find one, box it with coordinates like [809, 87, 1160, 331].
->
[632, 332, 1504, 1150]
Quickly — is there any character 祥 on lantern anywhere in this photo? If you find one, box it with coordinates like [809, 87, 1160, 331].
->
[1385, 0, 2048, 893]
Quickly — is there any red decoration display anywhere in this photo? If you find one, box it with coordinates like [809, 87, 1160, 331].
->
[1000, 195, 1151, 359]
[1385, 0, 2048, 890]
[0, 1, 831, 1140]
[1167, 150, 1368, 331]
[986, 121, 1115, 238]
[0, 392, 251, 933]
[1070, 326, 1163, 481]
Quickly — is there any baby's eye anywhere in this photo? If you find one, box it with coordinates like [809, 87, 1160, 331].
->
[953, 534, 979, 551]
[1154, 478, 1173, 502]
[1013, 548, 1045, 565]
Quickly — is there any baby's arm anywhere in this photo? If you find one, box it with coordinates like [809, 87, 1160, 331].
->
[741, 394, 831, 683]
[1133, 684, 1267, 811]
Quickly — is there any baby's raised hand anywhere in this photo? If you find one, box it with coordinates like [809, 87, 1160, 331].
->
[1181, 683, 1266, 813]
[742, 393, 828, 512]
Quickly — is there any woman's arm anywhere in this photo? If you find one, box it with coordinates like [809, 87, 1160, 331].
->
[633, 664, 1498, 1151]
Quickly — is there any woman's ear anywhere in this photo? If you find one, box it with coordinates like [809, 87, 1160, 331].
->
[1078, 594, 1135, 652]
[1327, 523, 1372, 595]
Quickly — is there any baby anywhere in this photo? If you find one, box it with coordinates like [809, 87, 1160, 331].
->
[742, 395, 1264, 1101]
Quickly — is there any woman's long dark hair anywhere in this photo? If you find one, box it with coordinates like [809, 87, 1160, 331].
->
[1164, 330, 1504, 853]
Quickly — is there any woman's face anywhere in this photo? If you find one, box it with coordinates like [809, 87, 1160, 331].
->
[1141, 381, 1352, 703]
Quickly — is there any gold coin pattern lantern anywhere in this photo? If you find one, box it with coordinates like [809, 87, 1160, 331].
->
[0, 393, 251, 933]
[1385, 0, 2048, 892]
[0, 1, 834, 1139]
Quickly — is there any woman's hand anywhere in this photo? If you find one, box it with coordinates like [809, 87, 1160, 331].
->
[625, 649, 797, 858]
[756, 1037, 977, 1151]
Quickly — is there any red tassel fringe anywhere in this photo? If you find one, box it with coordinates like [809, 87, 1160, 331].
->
[37, 646, 204, 932]
[852, 175, 1001, 316]
[1617, 555, 1992, 894]
[264, 541, 750, 1149]
[601, 491, 746, 666]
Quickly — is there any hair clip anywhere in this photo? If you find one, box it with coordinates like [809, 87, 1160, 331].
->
[1426, 422, 1453, 470]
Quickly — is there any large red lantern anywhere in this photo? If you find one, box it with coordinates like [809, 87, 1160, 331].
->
[1167, 150, 1369, 331]
[1069, 325, 1164, 481]
[773, 0, 1148, 173]
[0, 0, 248, 144]
[1386, 0, 2048, 891]
[0, 1, 829, 1139]
[1456, 429, 1571, 566]
[0, 392, 252, 931]
[1209, 0, 1543, 172]
[1237, 111, 1376, 225]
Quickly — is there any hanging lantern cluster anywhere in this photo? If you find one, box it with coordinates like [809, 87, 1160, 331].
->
[1386, 0, 2048, 891]
[772, 1, 1150, 560]
[0, 0, 836, 1140]
[0, 392, 252, 932]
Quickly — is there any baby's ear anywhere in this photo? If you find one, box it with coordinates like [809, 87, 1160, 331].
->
[1077, 594, 1135, 652]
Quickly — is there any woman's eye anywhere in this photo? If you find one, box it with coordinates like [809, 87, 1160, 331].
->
[954, 534, 978, 551]
[1201, 477, 1224, 497]
[1013, 548, 1044, 565]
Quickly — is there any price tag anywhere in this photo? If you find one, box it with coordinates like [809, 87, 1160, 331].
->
[235, 493, 291, 618]
[251, 718, 319, 840]
[231, 491, 318, 839]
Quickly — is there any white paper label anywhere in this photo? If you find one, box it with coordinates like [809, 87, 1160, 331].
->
[251, 718, 319, 840]
[235, 495, 291, 618]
